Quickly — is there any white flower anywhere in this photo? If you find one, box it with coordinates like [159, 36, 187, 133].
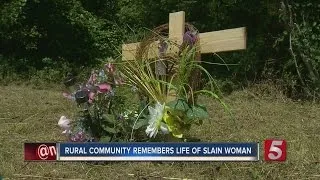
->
[58, 116, 71, 134]
[145, 102, 169, 138]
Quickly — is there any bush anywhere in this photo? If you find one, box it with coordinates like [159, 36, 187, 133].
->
[274, 1, 320, 99]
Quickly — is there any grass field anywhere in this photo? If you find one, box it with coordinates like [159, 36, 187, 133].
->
[0, 84, 319, 180]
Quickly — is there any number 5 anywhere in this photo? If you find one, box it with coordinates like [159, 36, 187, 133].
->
[268, 140, 283, 160]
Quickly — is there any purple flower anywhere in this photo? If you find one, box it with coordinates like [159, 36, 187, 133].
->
[69, 130, 87, 142]
[183, 31, 198, 47]
[158, 40, 168, 56]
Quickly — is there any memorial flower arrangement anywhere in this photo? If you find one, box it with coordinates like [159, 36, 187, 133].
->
[117, 44, 229, 140]
[59, 62, 143, 142]
[58, 32, 229, 142]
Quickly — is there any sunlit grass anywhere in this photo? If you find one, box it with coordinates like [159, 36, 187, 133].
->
[0, 84, 319, 179]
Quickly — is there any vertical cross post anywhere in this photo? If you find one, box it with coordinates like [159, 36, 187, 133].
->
[121, 11, 247, 102]
[168, 11, 185, 55]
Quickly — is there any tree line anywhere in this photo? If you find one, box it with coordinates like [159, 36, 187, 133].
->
[0, 0, 319, 99]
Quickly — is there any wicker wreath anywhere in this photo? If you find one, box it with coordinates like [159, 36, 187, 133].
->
[135, 23, 202, 102]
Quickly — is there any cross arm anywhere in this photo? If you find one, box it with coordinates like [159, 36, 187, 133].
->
[122, 27, 247, 60]
[122, 41, 160, 61]
[199, 27, 246, 53]
[122, 42, 140, 61]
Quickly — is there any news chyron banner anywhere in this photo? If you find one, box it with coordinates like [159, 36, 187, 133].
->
[25, 142, 259, 161]
[24, 143, 57, 161]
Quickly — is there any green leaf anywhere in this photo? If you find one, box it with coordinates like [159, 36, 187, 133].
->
[102, 114, 116, 124]
[100, 136, 112, 142]
[133, 117, 149, 129]
[186, 104, 209, 120]
[103, 126, 117, 134]
[163, 113, 184, 138]
[166, 99, 190, 112]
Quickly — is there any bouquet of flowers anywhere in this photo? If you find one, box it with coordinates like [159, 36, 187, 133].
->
[58, 32, 229, 142]
[58, 62, 140, 142]
[118, 43, 229, 141]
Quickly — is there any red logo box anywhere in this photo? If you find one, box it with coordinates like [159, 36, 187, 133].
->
[264, 139, 286, 161]
[24, 143, 57, 161]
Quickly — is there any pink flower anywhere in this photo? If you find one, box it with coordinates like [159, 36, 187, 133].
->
[88, 92, 95, 103]
[105, 63, 115, 74]
[87, 71, 97, 85]
[97, 83, 111, 93]
[69, 130, 87, 142]
[63, 92, 74, 100]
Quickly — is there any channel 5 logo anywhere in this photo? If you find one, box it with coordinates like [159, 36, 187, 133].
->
[264, 139, 286, 161]
[24, 143, 57, 161]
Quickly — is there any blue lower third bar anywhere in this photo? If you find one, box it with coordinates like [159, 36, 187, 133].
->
[58, 142, 259, 161]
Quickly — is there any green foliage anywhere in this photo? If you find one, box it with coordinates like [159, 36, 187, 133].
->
[167, 99, 190, 112]
[73, 92, 146, 142]
[274, 1, 320, 99]
[1, 0, 320, 100]
[167, 98, 208, 125]
[0, 0, 122, 76]
[61, 63, 146, 142]
[186, 105, 209, 121]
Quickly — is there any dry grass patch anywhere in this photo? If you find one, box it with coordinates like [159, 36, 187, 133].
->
[0, 84, 319, 179]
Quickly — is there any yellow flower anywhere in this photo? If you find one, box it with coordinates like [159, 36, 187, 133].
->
[163, 110, 183, 138]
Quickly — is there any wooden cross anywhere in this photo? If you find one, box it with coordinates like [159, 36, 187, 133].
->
[122, 11, 246, 60]
[122, 11, 246, 101]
